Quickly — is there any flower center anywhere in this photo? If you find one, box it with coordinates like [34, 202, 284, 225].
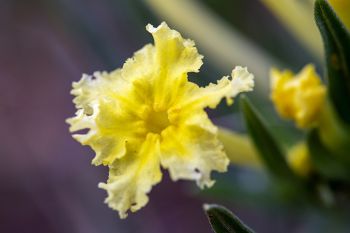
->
[145, 109, 170, 134]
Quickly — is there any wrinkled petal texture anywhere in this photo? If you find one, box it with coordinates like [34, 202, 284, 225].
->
[270, 64, 326, 128]
[98, 134, 162, 218]
[67, 22, 254, 218]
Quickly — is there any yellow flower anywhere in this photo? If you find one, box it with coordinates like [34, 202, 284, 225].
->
[67, 22, 254, 218]
[270, 64, 326, 129]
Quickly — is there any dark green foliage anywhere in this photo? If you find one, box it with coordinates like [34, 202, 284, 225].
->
[315, 0, 350, 125]
[240, 96, 297, 182]
[307, 129, 350, 181]
[204, 204, 255, 233]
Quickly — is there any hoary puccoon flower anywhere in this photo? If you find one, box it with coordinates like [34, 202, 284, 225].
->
[67, 22, 254, 218]
[270, 64, 326, 129]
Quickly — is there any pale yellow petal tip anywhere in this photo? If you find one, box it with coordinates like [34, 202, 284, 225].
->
[146, 21, 168, 33]
[231, 66, 255, 97]
[146, 21, 180, 41]
[170, 165, 222, 189]
[98, 177, 152, 219]
[270, 64, 326, 129]
[98, 182, 130, 219]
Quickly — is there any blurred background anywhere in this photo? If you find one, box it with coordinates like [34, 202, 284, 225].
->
[1, 0, 346, 232]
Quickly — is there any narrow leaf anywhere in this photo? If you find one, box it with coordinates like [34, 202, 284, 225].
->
[203, 204, 255, 233]
[240, 96, 297, 181]
[315, 0, 350, 124]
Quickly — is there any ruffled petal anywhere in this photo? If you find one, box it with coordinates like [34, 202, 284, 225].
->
[67, 51, 160, 166]
[146, 22, 203, 76]
[178, 76, 233, 109]
[68, 93, 149, 166]
[98, 134, 162, 218]
[169, 67, 254, 123]
[231, 66, 255, 97]
[67, 70, 132, 166]
[121, 44, 156, 81]
[146, 22, 204, 111]
[160, 118, 229, 188]
[71, 70, 125, 114]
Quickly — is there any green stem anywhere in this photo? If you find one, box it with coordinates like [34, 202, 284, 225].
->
[218, 127, 261, 168]
[318, 99, 350, 158]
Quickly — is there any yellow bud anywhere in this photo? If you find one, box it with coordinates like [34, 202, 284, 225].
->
[287, 143, 312, 177]
[270, 64, 327, 129]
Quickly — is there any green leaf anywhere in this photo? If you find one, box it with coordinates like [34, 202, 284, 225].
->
[240, 96, 297, 181]
[315, 0, 350, 125]
[307, 129, 350, 181]
[203, 204, 255, 233]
